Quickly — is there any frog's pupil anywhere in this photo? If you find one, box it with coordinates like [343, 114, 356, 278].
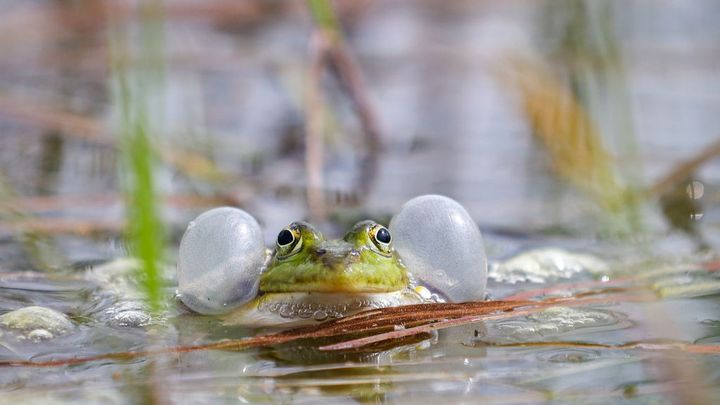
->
[277, 229, 294, 246]
[376, 227, 391, 244]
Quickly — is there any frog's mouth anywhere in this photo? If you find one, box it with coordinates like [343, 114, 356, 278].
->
[222, 290, 423, 327]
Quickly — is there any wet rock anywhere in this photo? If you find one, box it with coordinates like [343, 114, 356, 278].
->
[0, 306, 74, 337]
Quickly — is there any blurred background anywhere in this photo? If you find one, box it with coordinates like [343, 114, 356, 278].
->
[0, 0, 718, 271]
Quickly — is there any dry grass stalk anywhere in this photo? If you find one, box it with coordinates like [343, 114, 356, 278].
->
[499, 59, 628, 214]
[305, 31, 330, 221]
[302, 0, 383, 218]
[0, 94, 228, 182]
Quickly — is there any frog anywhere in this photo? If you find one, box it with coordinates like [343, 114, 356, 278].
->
[222, 220, 426, 326]
[177, 195, 489, 326]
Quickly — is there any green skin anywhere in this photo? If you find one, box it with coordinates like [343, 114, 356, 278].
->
[260, 220, 408, 294]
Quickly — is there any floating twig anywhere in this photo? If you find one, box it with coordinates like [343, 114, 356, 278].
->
[482, 340, 720, 354]
[319, 294, 651, 351]
[502, 276, 636, 301]
[649, 137, 720, 197]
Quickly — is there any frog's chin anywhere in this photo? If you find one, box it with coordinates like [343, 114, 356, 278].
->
[222, 290, 423, 327]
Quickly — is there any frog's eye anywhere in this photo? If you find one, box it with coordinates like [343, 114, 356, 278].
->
[276, 228, 302, 257]
[376, 227, 391, 244]
[277, 229, 294, 246]
[370, 225, 392, 253]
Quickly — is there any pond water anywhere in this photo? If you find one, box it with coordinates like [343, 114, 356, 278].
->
[1, 0, 719, 403]
[0, 238, 719, 403]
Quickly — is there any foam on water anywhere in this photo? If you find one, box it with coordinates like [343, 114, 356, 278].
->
[489, 248, 609, 284]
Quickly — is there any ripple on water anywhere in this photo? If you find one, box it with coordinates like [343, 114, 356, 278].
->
[102, 301, 152, 328]
[489, 248, 608, 284]
[488, 306, 630, 342]
[535, 348, 601, 363]
[652, 273, 720, 298]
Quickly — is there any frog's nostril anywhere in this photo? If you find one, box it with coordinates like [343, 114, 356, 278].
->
[316, 248, 327, 255]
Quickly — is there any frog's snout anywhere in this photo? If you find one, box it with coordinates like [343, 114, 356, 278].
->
[314, 242, 359, 269]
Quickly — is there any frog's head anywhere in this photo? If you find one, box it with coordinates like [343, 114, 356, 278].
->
[259, 220, 409, 293]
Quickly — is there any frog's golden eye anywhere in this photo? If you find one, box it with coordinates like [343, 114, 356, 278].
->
[370, 225, 392, 253]
[276, 228, 302, 257]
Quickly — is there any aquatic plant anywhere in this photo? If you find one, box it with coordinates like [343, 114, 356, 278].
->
[111, 0, 167, 315]
[304, 0, 383, 220]
[501, 1, 645, 236]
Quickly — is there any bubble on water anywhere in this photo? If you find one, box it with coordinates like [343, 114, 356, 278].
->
[111, 310, 151, 328]
[279, 304, 293, 318]
[104, 301, 153, 327]
[687, 180, 704, 199]
[27, 329, 53, 342]
[313, 310, 328, 321]
[297, 307, 313, 319]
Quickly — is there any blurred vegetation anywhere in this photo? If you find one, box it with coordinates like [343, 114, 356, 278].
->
[499, 1, 646, 237]
[0, 171, 67, 271]
[112, 0, 167, 314]
[307, 0, 341, 34]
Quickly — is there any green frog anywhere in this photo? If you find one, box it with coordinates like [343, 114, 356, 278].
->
[178, 195, 488, 326]
[223, 220, 425, 326]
